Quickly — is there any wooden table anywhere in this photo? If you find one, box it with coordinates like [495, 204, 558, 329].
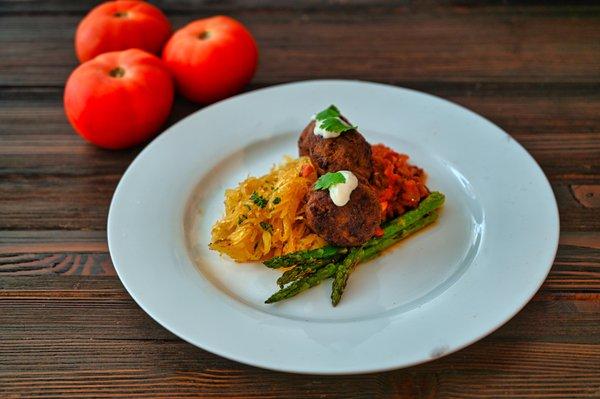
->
[1, 1, 599, 397]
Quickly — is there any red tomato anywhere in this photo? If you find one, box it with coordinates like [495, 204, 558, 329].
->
[162, 16, 258, 104]
[75, 0, 171, 63]
[64, 49, 174, 149]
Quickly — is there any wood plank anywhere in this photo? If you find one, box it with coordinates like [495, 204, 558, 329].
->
[0, 0, 411, 14]
[542, 233, 600, 295]
[0, 173, 119, 230]
[1, 1, 599, 14]
[0, 88, 197, 175]
[0, 253, 113, 276]
[561, 231, 600, 250]
[0, 231, 597, 295]
[1, 8, 599, 87]
[0, 341, 597, 398]
[1, 0, 404, 13]
[2, 83, 598, 139]
[554, 185, 600, 232]
[3, 84, 598, 167]
[0, 276, 128, 295]
[0, 230, 108, 253]
[0, 273, 598, 341]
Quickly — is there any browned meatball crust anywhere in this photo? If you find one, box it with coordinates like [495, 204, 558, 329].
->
[298, 120, 318, 157]
[306, 183, 382, 246]
[298, 120, 373, 181]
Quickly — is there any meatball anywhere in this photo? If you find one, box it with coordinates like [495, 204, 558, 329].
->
[298, 120, 317, 157]
[298, 120, 373, 181]
[306, 183, 382, 246]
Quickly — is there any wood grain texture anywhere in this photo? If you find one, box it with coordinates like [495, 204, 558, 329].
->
[0, 230, 108, 253]
[0, 342, 597, 398]
[0, 252, 113, 275]
[2, 5, 600, 87]
[0, 1, 599, 397]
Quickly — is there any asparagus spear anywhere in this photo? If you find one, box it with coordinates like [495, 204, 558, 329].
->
[263, 245, 347, 269]
[276, 259, 330, 288]
[330, 212, 439, 306]
[362, 211, 439, 262]
[263, 192, 444, 304]
[331, 247, 364, 306]
[265, 262, 338, 303]
[262, 192, 445, 269]
[372, 192, 445, 242]
[265, 211, 439, 304]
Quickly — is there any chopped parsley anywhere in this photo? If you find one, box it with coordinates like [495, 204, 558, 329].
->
[237, 214, 247, 225]
[250, 191, 268, 208]
[259, 221, 273, 233]
[314, 172, 346, 190]
[272, 197, 281, 205]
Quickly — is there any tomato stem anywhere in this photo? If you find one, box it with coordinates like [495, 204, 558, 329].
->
[114, 11, 128, 18]
[109, 67, 125, 78]
[198, 31, 211, 40]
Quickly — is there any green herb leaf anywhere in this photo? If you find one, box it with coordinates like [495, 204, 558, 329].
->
[315, 105, 340, 121]
[314, 172, 346, 190]
[314, 105, 356, 134]
[250, 192, 268, 208]
[237, 215, 247, 225]
[272, 197, 281, 205]
[259, 221, 273, 233]
[318, 117, 356, 134]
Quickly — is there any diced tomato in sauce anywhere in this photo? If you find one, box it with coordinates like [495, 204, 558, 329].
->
[300, 163, 315, 178]
[371, 144, 429, 220]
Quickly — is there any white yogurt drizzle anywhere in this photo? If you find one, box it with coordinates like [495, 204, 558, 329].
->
[313, 118, 344, 139]
[311, 114, 351, 139]
[328, 171, 359, 206]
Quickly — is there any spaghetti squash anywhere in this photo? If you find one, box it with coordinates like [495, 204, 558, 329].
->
[209, 156, 326, 262]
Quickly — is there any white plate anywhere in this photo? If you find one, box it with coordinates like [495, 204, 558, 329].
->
[108, 80, 559, 374]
